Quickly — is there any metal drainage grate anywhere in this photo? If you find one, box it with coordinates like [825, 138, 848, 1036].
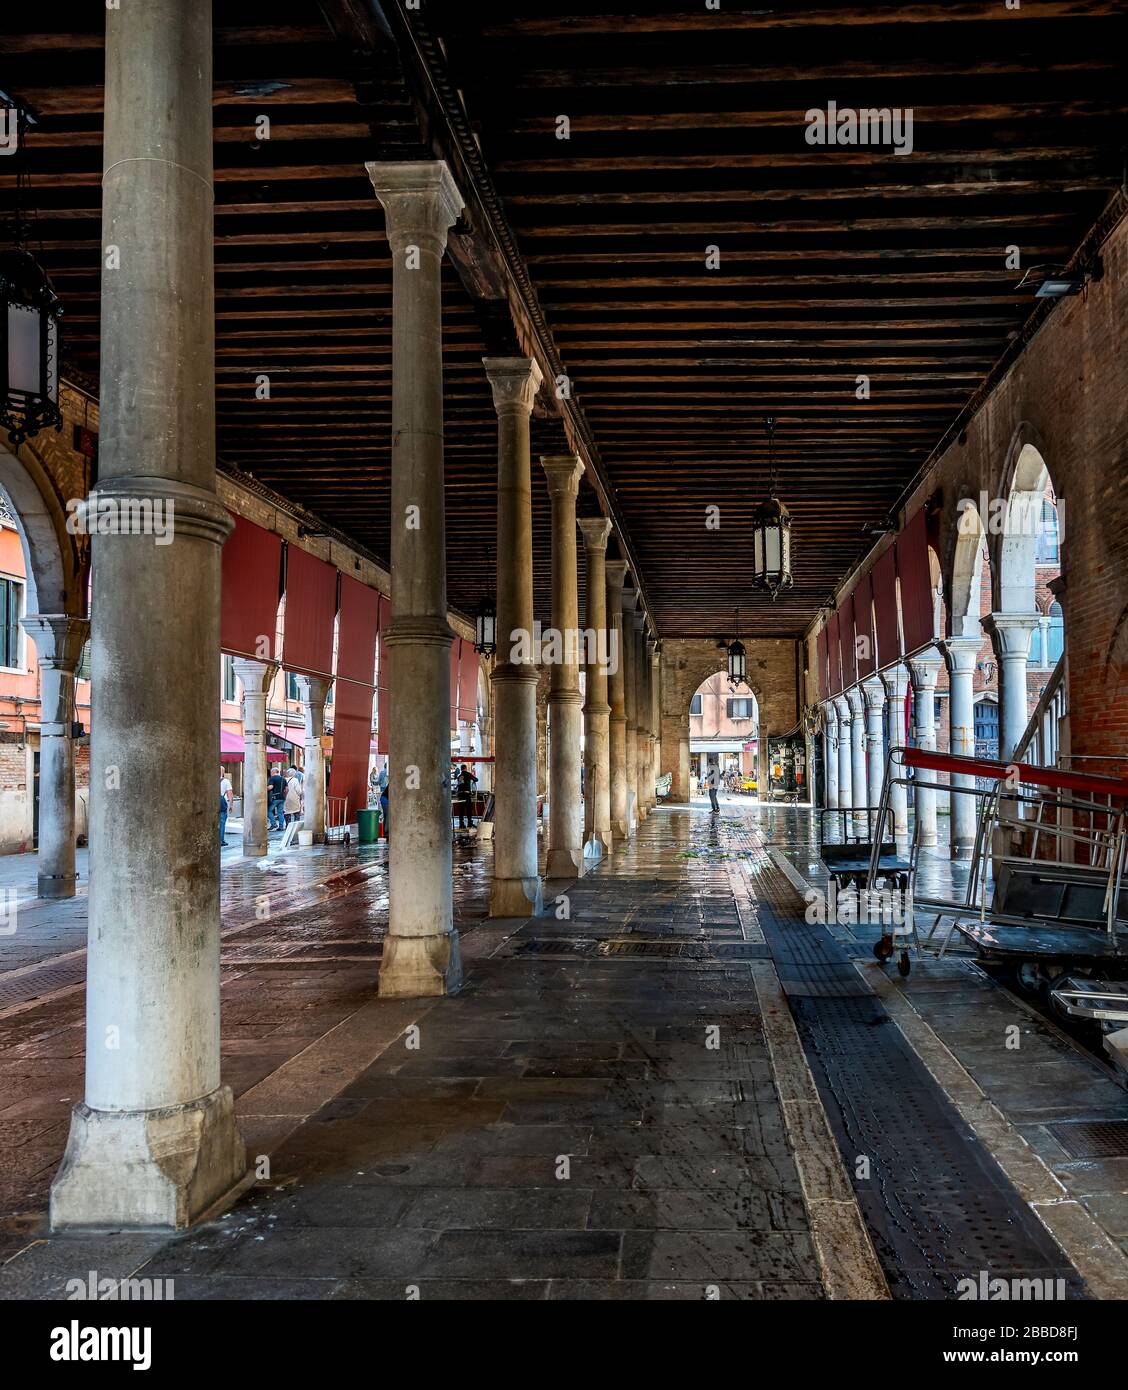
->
[597, 940, 711, 959]
[1047, 1120, 1128, 1159]
[515, 939, 595, 956]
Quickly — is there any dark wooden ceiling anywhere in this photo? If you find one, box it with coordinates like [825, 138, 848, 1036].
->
[2, 1, 1125, 638]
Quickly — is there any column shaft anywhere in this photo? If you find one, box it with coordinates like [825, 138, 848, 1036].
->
[486, 358, 543, 916]
[51, 0, 245, 1230]
[862, 678, 886, 838]
[633, 614, 649, 822]
[297, 675, 330, 841]
[367, 160, 464, 997]
[824, 704, 839, 809]
[833, 696, 853, 830]
[847, 688, 867, 833]
[542, 455, 586, 879]
[944, 637, 981, 859]
[233, 658, 277, 858]
[880, 664, 911, 841]
[606, 562, 629, 838]
[579, 517, 613, 859]
[909, 654, 942, 848]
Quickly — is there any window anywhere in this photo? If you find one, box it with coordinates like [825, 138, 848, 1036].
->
[974, 699, 999, 759]
[1029, 625, 1043, 669]
[286, 671, 301, 701]
[933, 696, 944, 727]
[689, 693, 702, 716]
[727, 697, 754, 719]
[222, 654, 236, 703]
[1036, 499, 1059, 564]
[0, 577, 22, 668]
[1046, 602, 1064, 665]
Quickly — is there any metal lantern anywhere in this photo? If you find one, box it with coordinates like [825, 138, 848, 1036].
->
[727, 637, 746, 687]
[1, 246, 62, 448]
[750, 416, 793, 600]
[474, 594, 497, 657]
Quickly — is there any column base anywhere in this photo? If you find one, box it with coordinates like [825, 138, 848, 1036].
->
[545, 848, 586, 880]
[379, 931, 462, 999]
[490, 876, 543, 919]
[610, 819, 629, 841]
[950, 840, 975, 861]
[38, 872, 77, 900]
[50, 1085, 246, 1231]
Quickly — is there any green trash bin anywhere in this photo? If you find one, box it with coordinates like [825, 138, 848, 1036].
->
[357, 808, 380, 843]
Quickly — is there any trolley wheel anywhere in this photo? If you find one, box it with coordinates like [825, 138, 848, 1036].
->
[1013, 960, 1043, 999]
[897, 951, 911, 977]
[873, 936, 894, 962]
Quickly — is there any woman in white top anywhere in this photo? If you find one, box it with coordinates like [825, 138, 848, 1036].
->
[283, 767, 303, 824]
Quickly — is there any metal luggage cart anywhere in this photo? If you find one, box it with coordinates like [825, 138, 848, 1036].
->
[326, 794, 351, 847]
[872, 748, 1128, 992]
[819, 803, 914, 974]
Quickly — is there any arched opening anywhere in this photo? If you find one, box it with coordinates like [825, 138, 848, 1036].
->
[687, 671, 759, 802]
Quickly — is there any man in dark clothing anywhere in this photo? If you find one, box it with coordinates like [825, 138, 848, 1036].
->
[455, 762, 478, 829]
[267, 766, 287, 832]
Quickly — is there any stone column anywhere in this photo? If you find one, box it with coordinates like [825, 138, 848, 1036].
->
[367, 159, 464, 997]
[23, 615, 88, 899]
[541, 454, 586, 879]
[605, 560, 629, 838]
[847, 687, 867, 834]
[880, 662, 911, 841]
[823, 702, 839, 810]
[862, 678, 886, 838]
[233, 658, 277, 858]
[649, 641, 661, 811]
[833, 695, 853, 831]
[908, 652, 942, 848]
[296, 675, 330, 842]
[50, 0, 246, 1230]
[633, 612, 649, 822]
[621, 587, 639, 832]
[944, 637, 981, 859]
[678, 736, 691, 803]
[579, 516, 613, 860]
[485, 357, 543, 916]
[984, 613, 1040, 760]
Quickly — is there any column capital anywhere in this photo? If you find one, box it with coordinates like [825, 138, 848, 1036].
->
[908, 651, 944, 691]
[647, 640, 658, 660]
[832, 694, 851, 723]
[365, 159, 463, 254]
[621, 586, 639, 615]
[231, 657, 278, 696]
[846, 686, 866, 716]
[605, 560, 628, 592]
[578, 516, 613, 551]
[983, 611, 1040, 659]
[942, 635, 982, 675]
[483, 356, 543, 416]
[631, 610, 646, 632]
[295, 673, 331, 706]
[21, 614, 88, 671]
[540, 453, 584, 496]
[879, 662, 910, 697]
[861, 676, 886, 710]
[824, 702, 839, 729]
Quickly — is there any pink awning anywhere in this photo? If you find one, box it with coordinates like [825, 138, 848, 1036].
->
[220, 728, 288, 763]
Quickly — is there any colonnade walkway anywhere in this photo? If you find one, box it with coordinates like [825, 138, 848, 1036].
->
[5, 802, 1128, 1298]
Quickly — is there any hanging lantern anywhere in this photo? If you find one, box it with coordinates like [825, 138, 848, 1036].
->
[473, 593, 496, 657]
[727, 637, 746, 687]
[750, 416, 793, 600]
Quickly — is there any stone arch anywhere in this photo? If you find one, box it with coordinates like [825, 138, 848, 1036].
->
[996, 426, 1057, 615]
[945, 490, 990, 640]
[0, 429, 88, 618]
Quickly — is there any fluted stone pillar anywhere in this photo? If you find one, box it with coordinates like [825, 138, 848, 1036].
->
[985, 613, 1040, 760]
[622, 587, 639, 832]
[296, 675, 330, 842]
[909, 653, 942, 848]
[233, 659, 277, 858]
[579, 517, 613, 860]
[605, 560, 629, 839]
[485, 357, 544, 916]
[880, 662, 911, 841]
[834, 695, 853, 826]
[367, 159, 464, 997]
[824, 702, 840, 810]
[50, 0, 246, 1230]
[23, 615, 88, 899]
[541, 454, 586, 879]
[944, 637, 981, 859]
[632, 612, 649, 822]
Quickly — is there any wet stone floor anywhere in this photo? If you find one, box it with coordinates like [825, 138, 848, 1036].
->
[3, 797, 1128, 1299]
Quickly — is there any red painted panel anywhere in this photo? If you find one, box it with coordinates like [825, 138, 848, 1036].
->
[336, 574, 379, 686]
[897, 507, 936, 657]
[826, 610, 841, 696]
[815, 626, 828, 701]
[839, 591, 857, 689]
[327, 677, 374, 825]
[854, 569, 876, 679]
[458, 641, 480, 721]
[871, 545, 900, 669]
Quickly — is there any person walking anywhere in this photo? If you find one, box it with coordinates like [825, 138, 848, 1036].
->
[283, 765, 303, 826]
[704, 761, 721, 814]
[219, 765, 233, 846]
[267, 764, 286, 832]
